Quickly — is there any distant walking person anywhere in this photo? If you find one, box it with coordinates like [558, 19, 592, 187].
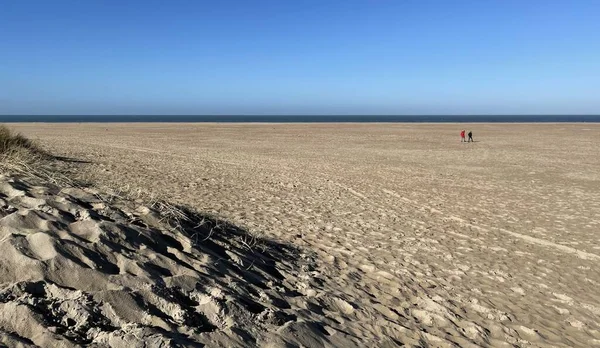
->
[467, 131, 473, 142]
[460, 130, 466, 142]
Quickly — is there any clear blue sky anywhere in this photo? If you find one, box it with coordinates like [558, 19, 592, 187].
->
[1, 0, 599, 115]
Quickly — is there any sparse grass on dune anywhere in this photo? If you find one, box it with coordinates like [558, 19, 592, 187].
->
[0, 125, 192, 232]
[0, 124, 273, 255]
[0, 126, 305, 346]
[0, 125, 75, 186]
[0, 125, 42, 155]
[88, 179, 273, 254]
[0, 124, 47, 175]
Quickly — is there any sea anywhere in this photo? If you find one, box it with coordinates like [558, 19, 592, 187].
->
[1, 115, 599, 123]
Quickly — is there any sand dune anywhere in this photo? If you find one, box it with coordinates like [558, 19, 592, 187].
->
[0, 173, 346, 346]
[4, 123, 600, 347]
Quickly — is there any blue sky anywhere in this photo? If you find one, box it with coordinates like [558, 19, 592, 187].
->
[1, 0, 599, 115]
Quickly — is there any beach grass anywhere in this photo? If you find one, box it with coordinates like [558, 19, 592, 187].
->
[0, 125, 43, 155]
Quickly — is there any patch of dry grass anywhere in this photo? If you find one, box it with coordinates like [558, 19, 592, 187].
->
[0, 125, 273, 258]
[0, 125, 42, 154]
[0, 124, 75, 186]
[0, 125, 44, 172]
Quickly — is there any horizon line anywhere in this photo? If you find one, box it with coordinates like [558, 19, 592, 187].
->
[2, 114, 600, 117]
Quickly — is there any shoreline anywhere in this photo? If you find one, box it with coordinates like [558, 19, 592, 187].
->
[2, 114, 600, 124]
[4, 121, 600, 125]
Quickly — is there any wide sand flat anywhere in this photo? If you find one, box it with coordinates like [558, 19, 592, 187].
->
[11, 123, 600, 347]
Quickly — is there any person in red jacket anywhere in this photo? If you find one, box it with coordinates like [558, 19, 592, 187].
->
[460, 130, 466, 142]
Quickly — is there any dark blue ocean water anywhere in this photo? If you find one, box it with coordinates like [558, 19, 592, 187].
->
[1, 115, 599, 123]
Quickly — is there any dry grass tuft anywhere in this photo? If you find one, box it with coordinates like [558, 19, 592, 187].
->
[0, 125, 44, 173]
[0, 125, 43, 155]
[0, 124, 75, 186]
[0, 125, 276, 259]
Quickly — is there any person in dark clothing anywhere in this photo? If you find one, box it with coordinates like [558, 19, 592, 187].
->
[467, 131, 473, 142]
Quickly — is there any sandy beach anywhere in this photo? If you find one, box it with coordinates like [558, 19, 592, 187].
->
[3, 123, 600, 347]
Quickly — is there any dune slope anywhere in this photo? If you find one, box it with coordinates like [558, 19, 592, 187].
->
[0, 173, 350, 347]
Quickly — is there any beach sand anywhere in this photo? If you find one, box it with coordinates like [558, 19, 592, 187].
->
[4, 123, 600, 347]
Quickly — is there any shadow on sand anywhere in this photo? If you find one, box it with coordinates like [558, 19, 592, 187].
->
[163, 204, 302, 288]
[53, 155, 93, 164]
[0, 170, 305, 346]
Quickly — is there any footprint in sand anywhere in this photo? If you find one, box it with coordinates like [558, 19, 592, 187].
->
[69, 220, 103, 243]
[25, 232, 57, 260]
[510, 287, 526, 296]
[411, 309, 448, 327]
[0, 182, 26, 198]
[552, 293, 574, 304]
[322, 296, 355, 315]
